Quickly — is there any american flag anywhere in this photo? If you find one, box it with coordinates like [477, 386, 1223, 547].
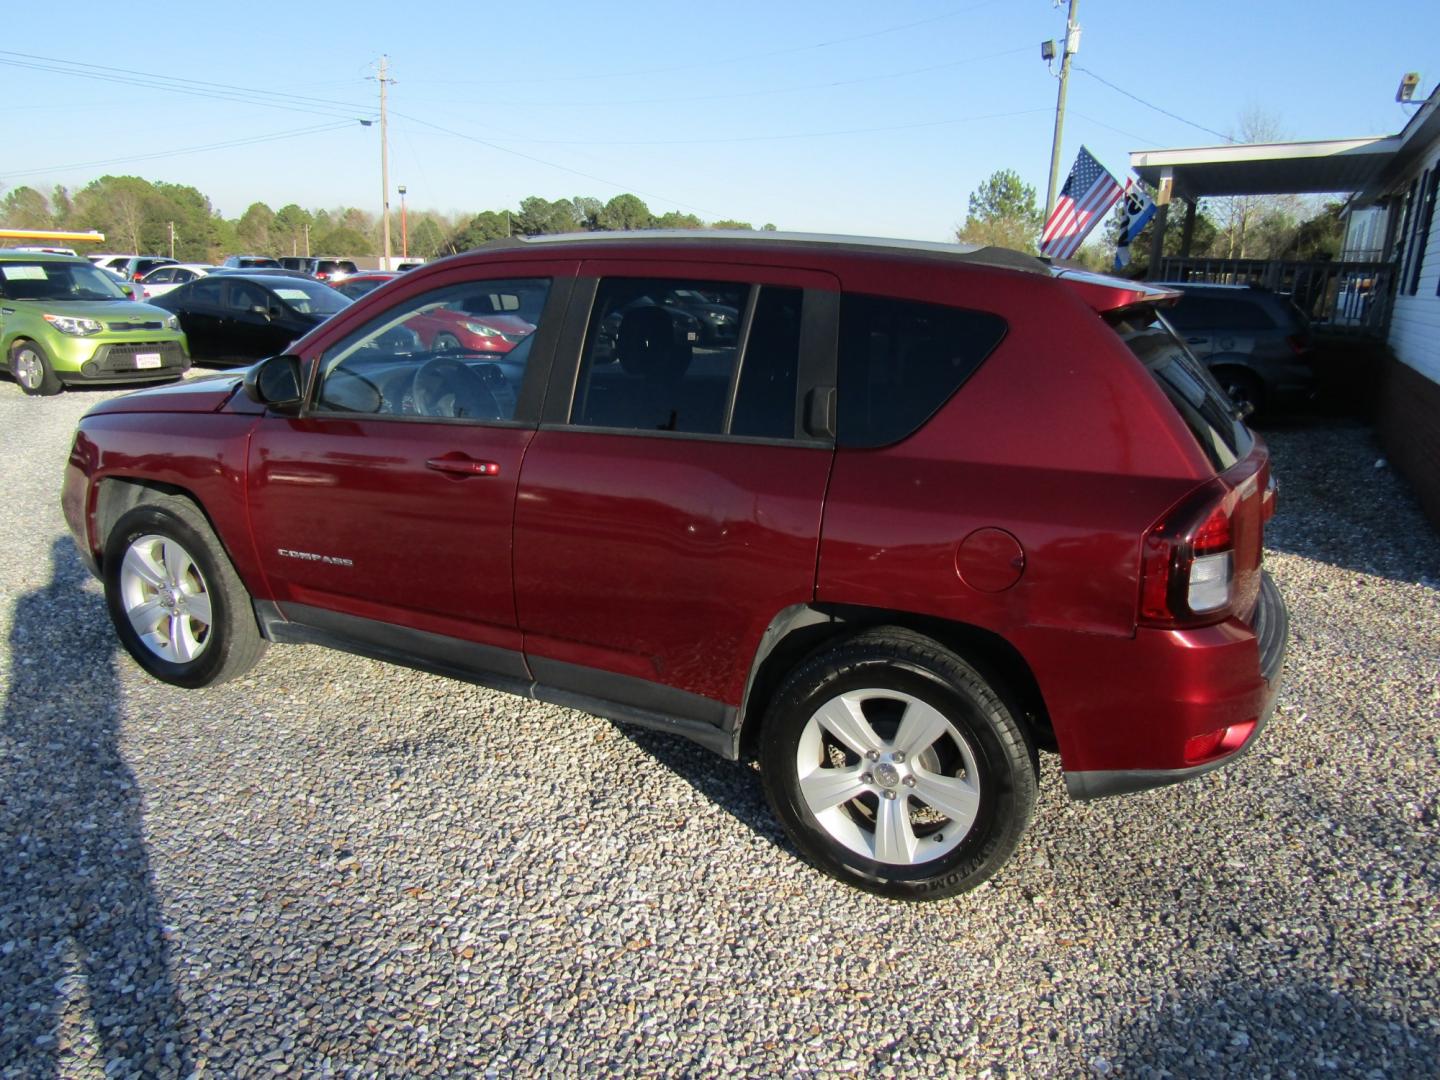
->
[1039, 146, 1124, 259]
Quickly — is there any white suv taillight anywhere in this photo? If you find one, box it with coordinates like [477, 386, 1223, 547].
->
[1139, 480, 1238, 628]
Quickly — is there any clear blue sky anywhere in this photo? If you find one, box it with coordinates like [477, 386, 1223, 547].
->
[2, 1, 1435, 239]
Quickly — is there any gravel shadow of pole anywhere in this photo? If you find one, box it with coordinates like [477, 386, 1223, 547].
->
[0, 538, 191, 1077]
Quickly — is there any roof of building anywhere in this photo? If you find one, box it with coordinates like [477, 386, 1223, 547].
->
[1128, 84, 1440, 204]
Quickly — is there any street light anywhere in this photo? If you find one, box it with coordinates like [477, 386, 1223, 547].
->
[398, 185, 408, 259]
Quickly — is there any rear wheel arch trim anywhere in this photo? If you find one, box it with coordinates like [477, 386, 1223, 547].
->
[737, 603, 1053, 758]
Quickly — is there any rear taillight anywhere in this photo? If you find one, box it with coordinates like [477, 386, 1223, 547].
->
[1139, 478, 1239, 628]
[1286, 334, 1309, 357]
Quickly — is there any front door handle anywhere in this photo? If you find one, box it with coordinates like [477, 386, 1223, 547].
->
[426, 454, 501, 477]
[1185, 336, 1207, 344]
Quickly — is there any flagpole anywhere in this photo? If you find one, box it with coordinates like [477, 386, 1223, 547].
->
[1044, 0, 1080, 221]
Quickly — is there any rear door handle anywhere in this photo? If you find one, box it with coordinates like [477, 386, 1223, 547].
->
[1185, 336, 1207, 344]
[426, 455, 501, 477]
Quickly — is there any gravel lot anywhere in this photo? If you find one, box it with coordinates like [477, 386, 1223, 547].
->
[1, 378, 1436, 1079]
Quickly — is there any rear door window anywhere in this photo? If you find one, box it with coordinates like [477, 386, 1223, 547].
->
[571, 277, 803, 438]
[1114, 310, 1253, 470]
[837, 294, 1007, 448]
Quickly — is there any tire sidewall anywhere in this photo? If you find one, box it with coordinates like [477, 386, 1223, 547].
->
[103, 505, 237, 689]
[10, 340, 61, 397]
[764, 654, 1028, 900]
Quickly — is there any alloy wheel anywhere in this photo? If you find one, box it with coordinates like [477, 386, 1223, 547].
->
[795, 689, 982, 866]
[118, 533, 214, 663]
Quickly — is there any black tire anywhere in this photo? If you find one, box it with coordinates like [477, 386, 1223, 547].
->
[760, 628, 1037, 900]
[9, 339, 62, 396]
[102, 496, 267, 688]
[1217, 369, 1263, 420]
[434, 332, 461, 352]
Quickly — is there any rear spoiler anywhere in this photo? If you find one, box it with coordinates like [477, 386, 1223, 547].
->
[1051, 267, 1182, 318]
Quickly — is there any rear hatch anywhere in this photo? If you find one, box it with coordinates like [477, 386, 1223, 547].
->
[1052, 268, 1272, 628]
[1112, 309, 1271, 626]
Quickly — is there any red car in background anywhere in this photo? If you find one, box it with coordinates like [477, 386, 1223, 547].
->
[403, 303, 536, 355]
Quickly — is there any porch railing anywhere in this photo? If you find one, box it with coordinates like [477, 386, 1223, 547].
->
[1154, 257, 1396, 337]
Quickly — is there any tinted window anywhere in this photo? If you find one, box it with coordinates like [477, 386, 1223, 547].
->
[316, 277, 550, 422]
[186, 279, 224, 307]
[572, 278, 802, 438]
[226, 281, 270, 313]
[1167, 294, 1277, 331]
[1115, 311, 1252, 470]
[731, 286, 803, 438]
[837, 294, 1006, 448]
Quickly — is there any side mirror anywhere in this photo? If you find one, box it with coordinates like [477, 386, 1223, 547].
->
[243, 354, 304, 413]
[120, 283, 139, 300]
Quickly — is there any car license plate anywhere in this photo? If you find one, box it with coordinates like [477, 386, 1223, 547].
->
[135, 353, 162, 369]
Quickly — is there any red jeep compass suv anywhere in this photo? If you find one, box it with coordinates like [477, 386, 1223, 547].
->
[61, 233, 1287, 899]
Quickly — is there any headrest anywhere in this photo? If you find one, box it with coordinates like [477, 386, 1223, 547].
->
[616, 304, 691, 381]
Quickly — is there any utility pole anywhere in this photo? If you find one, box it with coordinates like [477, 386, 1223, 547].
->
[303, 222, 310, 257]
[377, 55, 395, 270]
[167, 221, 175, 259]
[398, 185, 408, 259]
[1044, 0, 1081, 220]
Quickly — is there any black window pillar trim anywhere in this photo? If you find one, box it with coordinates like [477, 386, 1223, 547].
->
[795, 287, 840, 442]
[541, 276, 600, 427]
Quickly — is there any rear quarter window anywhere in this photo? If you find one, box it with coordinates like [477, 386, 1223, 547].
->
[1114, 310, 1253, 470]
[838, 294, 1007, 448]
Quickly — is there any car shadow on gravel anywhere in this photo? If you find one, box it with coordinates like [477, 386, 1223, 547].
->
[1103, 972, 1439, 1076]
[0, 539, 190, 1077]
[617, 728, 796, 856]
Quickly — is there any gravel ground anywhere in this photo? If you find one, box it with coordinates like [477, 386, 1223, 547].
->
[1, 378, 1436, 1079]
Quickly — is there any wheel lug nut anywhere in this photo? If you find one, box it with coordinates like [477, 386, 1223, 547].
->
[903, 775, 916, 788]
[861, 772, 873, 785]
[882, 789, 898, 800]
[893, 751, 906, 763]
[866, 750, 880, 762]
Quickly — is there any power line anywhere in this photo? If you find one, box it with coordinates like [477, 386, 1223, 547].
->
[407, 0, 1009, 86]
[409, 45, 1031, 112]
[404, 106, 1053, 148]
[1, 121, 357, 180]
[1069, 111, 1162, 148]
[0, 52, 375, 122]
[391, 111, 717, 217]
[1074, 66, 1231, 143]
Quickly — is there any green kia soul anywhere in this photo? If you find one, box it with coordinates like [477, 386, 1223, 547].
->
[0, 251, 190, 396]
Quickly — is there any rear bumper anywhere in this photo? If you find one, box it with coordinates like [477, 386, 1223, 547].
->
[1061, 571, 1289, 800]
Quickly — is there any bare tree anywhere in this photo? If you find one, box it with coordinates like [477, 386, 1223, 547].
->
[1212, 107, 1301, 259]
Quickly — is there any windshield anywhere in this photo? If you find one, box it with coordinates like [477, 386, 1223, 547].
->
[1111, 308, 1252, 471]
[269, 280, 351, 316]
[0, 261, 128, 301]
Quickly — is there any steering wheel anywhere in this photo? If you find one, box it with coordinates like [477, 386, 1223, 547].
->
[410, 356, 503, 419]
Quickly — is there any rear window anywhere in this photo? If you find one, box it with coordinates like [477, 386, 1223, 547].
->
[838, 294, 1007, 448]
[1166, 293, 1278, 332]
[1112, 310, 1253, 470]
